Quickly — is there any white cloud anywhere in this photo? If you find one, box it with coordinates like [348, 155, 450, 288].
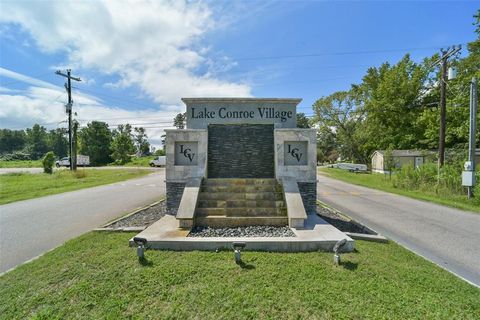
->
[0, 0, 252, 104]
[0, 67, 60, 91]
[0, 1, 254, 147]
[0, 70, 180, 148]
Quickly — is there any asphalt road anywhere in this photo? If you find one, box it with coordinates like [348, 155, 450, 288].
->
[0, 169, 166, 273]
[317, 173, 480, 287]
[3, 168, 479, 287]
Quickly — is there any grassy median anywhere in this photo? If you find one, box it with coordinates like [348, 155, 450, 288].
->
[0, 160, 42, 168]
[0, 169, 151, 205]
[109, 155, 156, 167]
[0, 232, 478, 319]
[319, 168, 479, 213]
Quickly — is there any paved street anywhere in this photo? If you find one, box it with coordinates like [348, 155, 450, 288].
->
[3, 169, 479, 287]
[0, 170, 166, 273]
[317, 173, 480, 287]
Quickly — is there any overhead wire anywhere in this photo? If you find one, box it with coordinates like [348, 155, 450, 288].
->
[3, 42, 468, 132]
[234, 44, 467, 61]
[0, 71, 55, 87]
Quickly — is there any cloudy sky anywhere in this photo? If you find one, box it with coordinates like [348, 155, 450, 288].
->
[0, 1, 478, 147]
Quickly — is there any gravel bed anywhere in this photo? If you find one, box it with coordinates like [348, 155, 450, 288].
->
[188, 226, 296, 238]
[103, 200, 371, 236]
[106, 201, 167, 228]
[316, 205, 374, 234]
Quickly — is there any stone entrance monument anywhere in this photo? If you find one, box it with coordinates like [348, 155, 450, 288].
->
[166, 98, 317, 229]
[130, 97, 354, 253]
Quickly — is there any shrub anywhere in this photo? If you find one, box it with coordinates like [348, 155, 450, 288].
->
[42, 151, 55, 174]
[393, 162, 464, 196]
[0, 152, 32, 161]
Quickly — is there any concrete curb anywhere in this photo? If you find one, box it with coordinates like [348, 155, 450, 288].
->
[94, 198, 165, 232]
[345, 232, 388, 243]
[94, 227, 147, 232]
[316, 199, 388, 242]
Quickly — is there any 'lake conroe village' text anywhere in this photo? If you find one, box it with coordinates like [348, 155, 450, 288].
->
[190, 107, 294, 122]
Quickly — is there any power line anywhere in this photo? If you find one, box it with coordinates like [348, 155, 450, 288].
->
[0, 71, 55, 87]
[77, 120, 174, 126]
[75, 114, 176, 121]
[72, 86, 161, 110]
[254, 75, 356, 87]
[234, 44, 467, 61]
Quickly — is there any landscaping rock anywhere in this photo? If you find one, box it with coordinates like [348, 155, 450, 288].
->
[188, 225, 296, 237]
[106, 201, 167, 228]
[316, 205, 374, 234]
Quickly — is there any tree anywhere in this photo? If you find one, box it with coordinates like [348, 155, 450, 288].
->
[311, 12, 479, 167]
[0, 129, 27, 154]
[25, 124, 49, 159]
[173, 112, 186, 129]
[316, 125, 337, 163]
[133, 127, 150, 156]
[47, 128, 68, 158]
[296, 113, 311, 128]
[417, 11, 479, 151]
[313, 90, 368, 163]
[111, 124, 135, 164]
[79, 121, 113, 166]
[357, 55, 431, 152]
[154, 148, 165, 156]
[161, 133, 166, 152]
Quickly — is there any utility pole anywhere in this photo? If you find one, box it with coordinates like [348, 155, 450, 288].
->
[72, 120, 79, 171]
[437, 46, 461, 166]
[55, 69, 81, 171]
[465, 78, 478, 198]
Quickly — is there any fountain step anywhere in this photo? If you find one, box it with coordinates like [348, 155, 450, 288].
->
[196, 207, 287, 217]
[197, 199, 285, 208]
[195, 216, 289, 227]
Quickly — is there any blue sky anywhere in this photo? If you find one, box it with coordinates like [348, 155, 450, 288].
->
[0, 1, 478, 146]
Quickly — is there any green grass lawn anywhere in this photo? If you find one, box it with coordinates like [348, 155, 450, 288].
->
[0, 160, 42, 168]
[0, 232, 478, 319]
[319, 168, 480, 213]
[0, 169, 150, 205]
[109, 156, 157, 167]
[0, 157, 160, 168]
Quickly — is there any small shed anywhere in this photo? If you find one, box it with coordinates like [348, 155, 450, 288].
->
[371, 150, 433, 173]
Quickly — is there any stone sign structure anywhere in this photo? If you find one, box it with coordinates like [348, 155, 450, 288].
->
[165, 98, 317, 229]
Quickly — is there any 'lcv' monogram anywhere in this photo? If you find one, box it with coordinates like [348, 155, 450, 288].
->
[287, 144, 302, 162]
[179, 145, 195, 162]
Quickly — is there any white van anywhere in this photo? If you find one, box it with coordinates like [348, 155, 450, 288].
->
[149, 156, 166, 167]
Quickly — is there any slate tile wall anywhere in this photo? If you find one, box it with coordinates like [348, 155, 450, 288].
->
[166, 182, 186, 215]
[208, 124, 274, 178]
[298, 182, 317, 214]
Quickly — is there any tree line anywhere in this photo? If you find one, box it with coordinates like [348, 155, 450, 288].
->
[314, 10, 479, 165]
[0, 126, 68, 160]
[0, 121, 151, 166]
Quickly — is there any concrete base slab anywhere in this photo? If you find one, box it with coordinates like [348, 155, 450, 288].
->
[345, 232, 388, 243]
[129, 214, 354, 252]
